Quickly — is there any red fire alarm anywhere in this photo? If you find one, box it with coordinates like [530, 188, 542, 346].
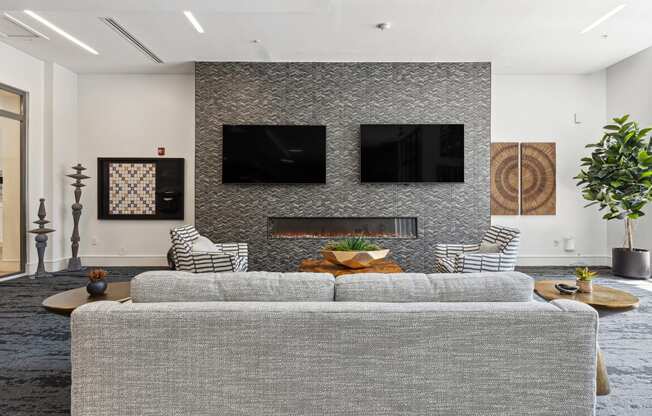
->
[157, 147, 166, 156]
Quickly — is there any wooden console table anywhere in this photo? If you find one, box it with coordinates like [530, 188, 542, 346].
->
[299, 259, 403, 277]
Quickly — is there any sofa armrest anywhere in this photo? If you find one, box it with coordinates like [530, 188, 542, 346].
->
[551, 299, 599, 315]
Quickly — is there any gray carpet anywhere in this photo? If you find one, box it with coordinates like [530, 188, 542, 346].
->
[0, 266, 650, 415]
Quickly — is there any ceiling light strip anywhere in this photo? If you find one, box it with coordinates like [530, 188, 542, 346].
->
[3, 12, 50, 39]
[581, 4, 627, 34]
[24, 10, 98, 54]
[101, 17, 163, 63]
[183, 11, 204, 33]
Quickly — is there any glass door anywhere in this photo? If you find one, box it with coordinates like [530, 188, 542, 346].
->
[0, 84, 26, 277]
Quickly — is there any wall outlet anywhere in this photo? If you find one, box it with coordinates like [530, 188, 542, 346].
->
[553, 240, 560, 247]
[91, 237, 98, 247]
[119, 247, 127, 256]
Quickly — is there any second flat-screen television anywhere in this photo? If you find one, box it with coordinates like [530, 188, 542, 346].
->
[222, 125, 326, 183]
[360, 124, 464, 183]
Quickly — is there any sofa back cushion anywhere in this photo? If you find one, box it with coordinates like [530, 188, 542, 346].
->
[335, 271, 533, 302]
[131, 271, 335, 302]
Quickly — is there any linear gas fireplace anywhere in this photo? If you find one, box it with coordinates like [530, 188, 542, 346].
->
[268, 217, 418, 239]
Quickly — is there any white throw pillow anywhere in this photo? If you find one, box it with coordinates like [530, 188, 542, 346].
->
[191, 236, 221, 253]
[478, 241, 501, 254]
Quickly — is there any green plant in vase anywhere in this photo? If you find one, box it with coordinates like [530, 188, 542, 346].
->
[86, 268, 109, 296]
[575, 267, 598, 293]
[321, 236, 388, 269]
[575, 114, 652, 279]
[323, 237, 381, 252]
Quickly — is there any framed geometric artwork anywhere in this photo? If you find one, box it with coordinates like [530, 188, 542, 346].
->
[490, 143, 519, 215]
[521, 143, 556, 215]
[97, 158, 184, 220]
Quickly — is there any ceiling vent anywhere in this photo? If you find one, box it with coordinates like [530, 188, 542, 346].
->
[101, 17, 163, 63]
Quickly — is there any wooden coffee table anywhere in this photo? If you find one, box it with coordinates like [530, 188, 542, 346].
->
[42, 282, 131, 316]
[534, 280, 639, 396]
[534, 280, 639, 309]
[299, 258, 402, 277]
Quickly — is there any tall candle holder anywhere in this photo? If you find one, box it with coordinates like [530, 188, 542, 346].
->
[28, 199, 55, 279]
[66, 164, 90, 271]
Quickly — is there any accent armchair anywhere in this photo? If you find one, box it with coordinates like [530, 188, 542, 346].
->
[169, 225, 248, 273]
[435, 226, 520, 273]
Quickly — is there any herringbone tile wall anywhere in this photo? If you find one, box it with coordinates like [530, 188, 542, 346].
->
[195, 62, 491, 272]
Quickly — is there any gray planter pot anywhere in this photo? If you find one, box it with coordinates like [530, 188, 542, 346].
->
[612, 248, 651, 279]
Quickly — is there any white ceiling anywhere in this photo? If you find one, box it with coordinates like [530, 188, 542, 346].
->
[0, 0, 651, 74]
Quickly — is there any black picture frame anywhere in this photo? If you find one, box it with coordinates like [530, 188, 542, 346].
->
[97, 158, 185, 220]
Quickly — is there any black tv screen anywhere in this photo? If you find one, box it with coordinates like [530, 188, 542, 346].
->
[222, 125, 326, 183]
[360, 124, 464, 183]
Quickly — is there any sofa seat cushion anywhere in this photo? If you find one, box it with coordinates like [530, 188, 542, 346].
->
[335, 272, 533, 302]
[131, 271, 335, 303]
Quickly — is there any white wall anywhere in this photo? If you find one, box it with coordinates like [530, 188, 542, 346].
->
[48, 64, 79, 268]
[78, 75, 195, 266]
[0, 41, 81, 275]
[606, 46, 652, 254]
[492, 72, 609, 266]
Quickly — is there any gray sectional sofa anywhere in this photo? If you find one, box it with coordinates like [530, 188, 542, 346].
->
[71, 271, 598, 416]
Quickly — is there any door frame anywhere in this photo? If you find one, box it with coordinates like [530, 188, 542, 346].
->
[0, 81, 28, 278]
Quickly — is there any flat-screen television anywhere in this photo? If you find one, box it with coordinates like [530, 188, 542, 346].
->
[222, 125, 326, 183]
[360, 124, 464, 183]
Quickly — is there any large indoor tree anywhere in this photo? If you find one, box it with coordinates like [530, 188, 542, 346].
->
[575, 114, 652, 251]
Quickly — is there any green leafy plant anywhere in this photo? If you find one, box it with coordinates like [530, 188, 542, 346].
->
[575, 267, 598, 282]
[323, 237, 381, 252]
[575, 114, 652, 250]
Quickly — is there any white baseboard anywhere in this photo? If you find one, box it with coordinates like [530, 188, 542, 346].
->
[517, 255, 610, 267]
[0, 257, 69, 282]
[80, 255, 168, 267]
[0, 273, 25, 282]
[25, 257, 69, 274]
[0, 256, 165, 282]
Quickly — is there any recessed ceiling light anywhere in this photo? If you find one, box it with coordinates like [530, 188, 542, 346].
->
[24, 10, 98, 54]
[581, 4, 626, 34]
[4, 12, 50, 39]
[183, 11, 204, 33]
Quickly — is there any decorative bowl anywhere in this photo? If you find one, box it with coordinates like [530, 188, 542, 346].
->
[320, 249, 389, 269]
[555, 283, 579, 295]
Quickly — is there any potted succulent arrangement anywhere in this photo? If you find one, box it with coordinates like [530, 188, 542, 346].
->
[86, 268, 109, 296]
[321, 237, 389, 269]
[575, 114, 652, 279]
[575, 267, 598, 293]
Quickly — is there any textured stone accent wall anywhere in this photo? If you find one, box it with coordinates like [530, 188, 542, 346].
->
[195, 62, 491, 272]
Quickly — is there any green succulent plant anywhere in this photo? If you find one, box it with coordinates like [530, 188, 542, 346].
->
[575, 114, 652, 250]
[575, 267, 598, 282]
[323, 237, 381, 252]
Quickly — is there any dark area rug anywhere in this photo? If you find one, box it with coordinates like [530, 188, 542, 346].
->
[0, 266, 650, 415]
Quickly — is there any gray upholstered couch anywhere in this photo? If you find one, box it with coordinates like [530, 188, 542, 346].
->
[72, 271, 598, 416]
